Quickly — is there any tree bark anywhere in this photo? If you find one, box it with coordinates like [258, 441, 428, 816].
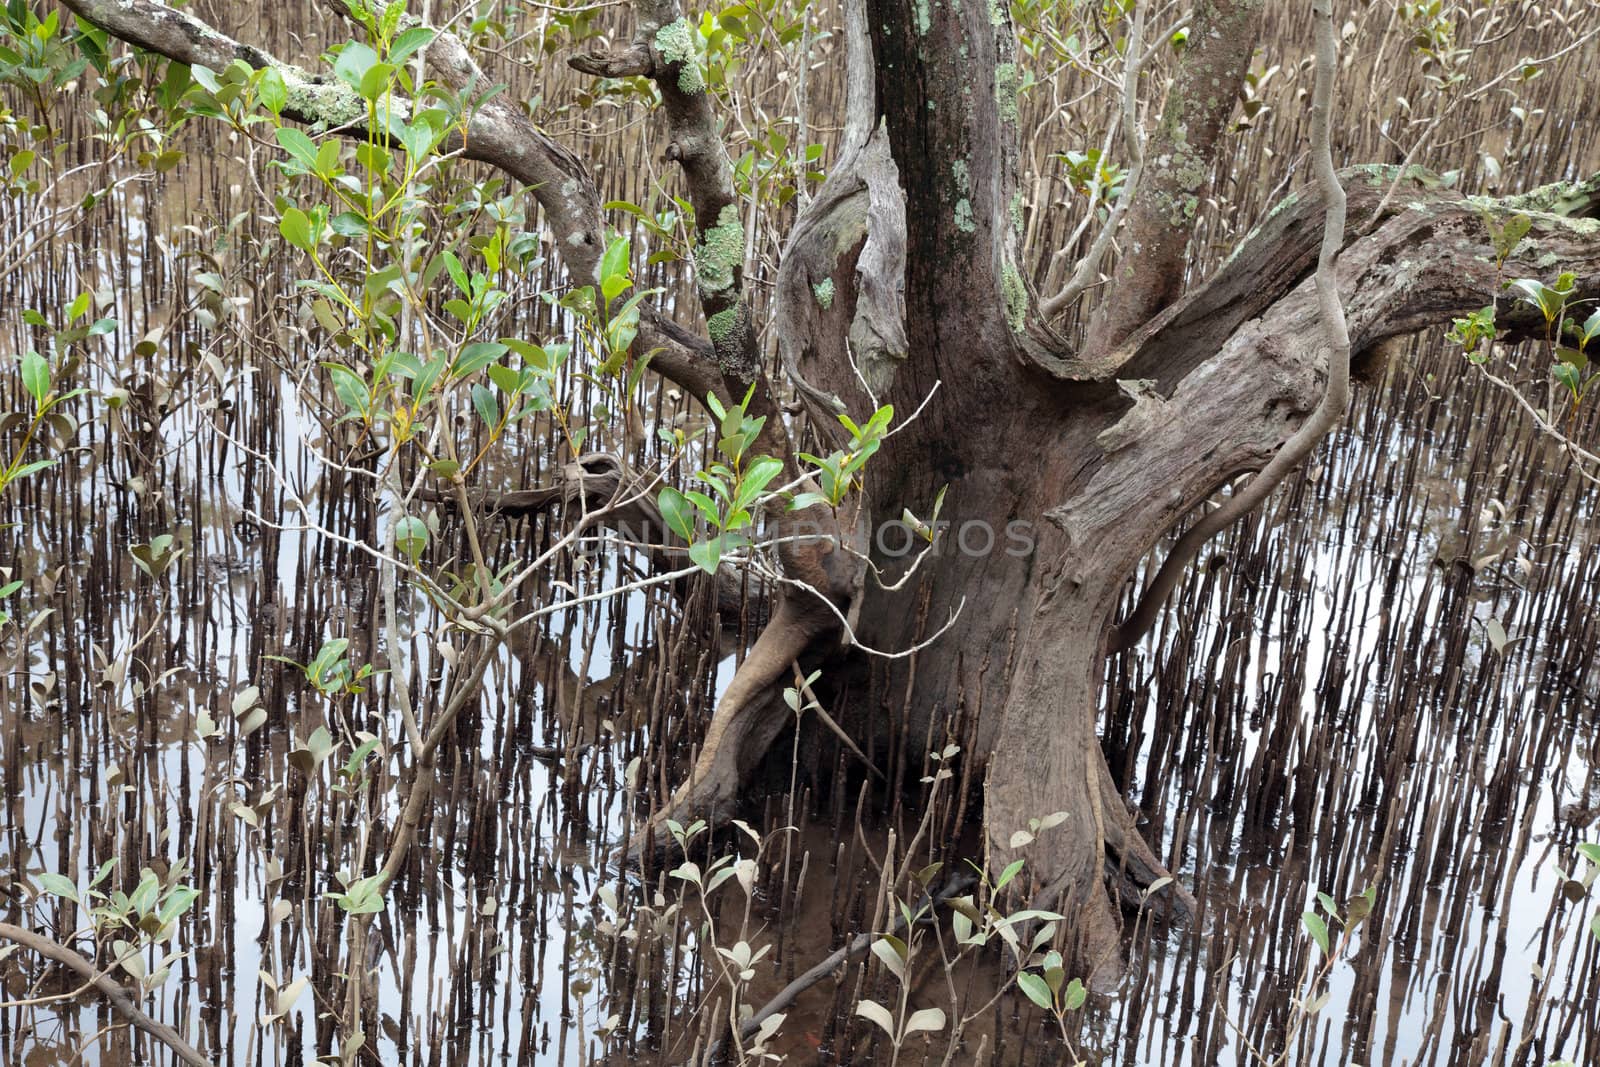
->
[1084, 0, 1264, 357]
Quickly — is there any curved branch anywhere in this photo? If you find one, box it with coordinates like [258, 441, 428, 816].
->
[1108, 0, 1351, 655]
[569, 0, 759, 382]
[0, 923, 212, 1067]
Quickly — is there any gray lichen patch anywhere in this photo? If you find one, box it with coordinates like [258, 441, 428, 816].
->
[1220, 190, 1300, 269]
[653, 18, 704, 95]
[706, 302, 749, 365]
[1149, 123, 1209, 226]
[995, 63, 1018, 125]
[707, 304, 740, 342]
[1467, 182, 1600, 237]
[952, 158, 970, 195]
[1345, 162, 1441, 187]
[694, 204, 744, 294]
[812, 278, 835, 309]
[282, 70, 367, 133]
[1001, 262, 1027, 333]
[954, 198, 976, 234]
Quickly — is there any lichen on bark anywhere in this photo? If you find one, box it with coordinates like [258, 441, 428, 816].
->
[653, 18, 704, 94]
[694, 204, 743, 294]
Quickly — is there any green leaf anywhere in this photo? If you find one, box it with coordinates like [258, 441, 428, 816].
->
[500, 337, 549, 372]
[1510, 278, 1567, 323]
[329, 211, 368, 237]
[274, 127, 318, 170]
[390, 26, 437, 64]
[342, 736, 381, 776]
[1302, 911, 1330, 955]
[454, 341, 508, 378]
[688, 536, 722, 574]
[1554, 362, 1583, 397]
[315, 139, 341, 178]
[279, 207, 314, 254]
[333, 41, 379, 92]
[322, 364, 369, 416]
[1581, 310, 1600, 346]
[20, 350, 49, 403]
[332, 873, 388, 914]
[442, 251, 470, 296]
[357, 61, 395, 103]
[471, 383, 499, 427]
[157, 885, 200, 925]
[600, 234, 631, 301]
[394, 515, 429, 562]
[1063, 977, 1086, 1010]
[486, 363, 521, 396]
[659, 486, 696, 541]
[994, 858, 1025, 892]
[10, 459, 56, 481]
[256, 66, 286, 114]
[37, 872, 78, 903]
[1016, 971, 1053, 1011]
[788, 491, 830, 511]
[189, 63, 221, 93]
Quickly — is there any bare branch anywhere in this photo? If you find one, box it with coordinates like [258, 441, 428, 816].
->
[1109, 0, 1351, 654]
[0, 923, 212, 1067]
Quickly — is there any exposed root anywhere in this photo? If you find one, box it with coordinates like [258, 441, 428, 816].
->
[624, 596, 835, 866]
[1097, 760, 1197, 921]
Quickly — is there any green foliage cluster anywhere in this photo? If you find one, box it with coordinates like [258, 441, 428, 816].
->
[1448, 212, 1600, 413]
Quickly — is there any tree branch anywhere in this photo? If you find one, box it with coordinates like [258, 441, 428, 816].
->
[58, 0, 732, 406]
[1108, 0, 1351, 654]
[569, 0, 760, 382]
[0, 923, 213, 1067]
[1081, 0, 1264, 358]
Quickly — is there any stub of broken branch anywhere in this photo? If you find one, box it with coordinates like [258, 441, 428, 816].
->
[567, 45, 654, 78]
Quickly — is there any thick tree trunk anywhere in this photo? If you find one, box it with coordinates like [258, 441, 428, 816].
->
[808, 165, 1600, 979]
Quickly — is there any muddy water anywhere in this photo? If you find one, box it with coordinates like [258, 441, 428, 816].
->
[4, 2, 1600, 1065]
